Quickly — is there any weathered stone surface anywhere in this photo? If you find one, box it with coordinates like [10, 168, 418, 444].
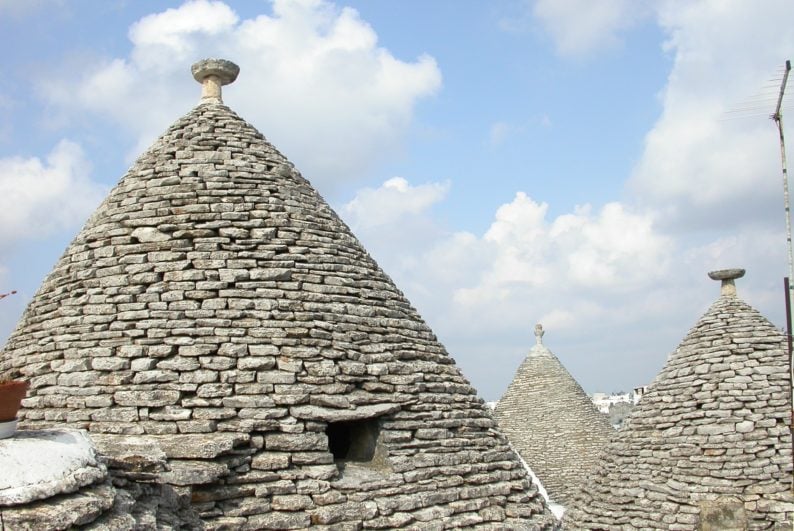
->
[91, 433, 167, 476]
[290, 402, 403, 422]
[162, 460, 230, 486]
[494, 324, 612, 507]
[150, 432, 249, 458]
[0, 59, 554, 530]
[0, 429, 106, 506]
[565, 274, 794, 530]
[0, 482, 115, 530]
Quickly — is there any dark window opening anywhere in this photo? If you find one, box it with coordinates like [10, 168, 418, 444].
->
[326, 419, 379, 463]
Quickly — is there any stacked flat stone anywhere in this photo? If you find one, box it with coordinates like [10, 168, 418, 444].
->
[0, 59, 553, 530]
[0, 429, 200, 529]
[494, 324, 613, 507]
[564, 269, 794, 530]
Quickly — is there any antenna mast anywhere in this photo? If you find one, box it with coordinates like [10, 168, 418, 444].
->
[774, 60, 792, 295]
[773, 59, 793, 492]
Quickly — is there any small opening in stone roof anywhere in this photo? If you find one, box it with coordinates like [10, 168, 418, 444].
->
[326, 418, 390, 473]
[327, 419, 378, 462]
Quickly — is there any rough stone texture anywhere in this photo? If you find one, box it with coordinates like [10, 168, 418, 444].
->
[0, 429, 201, 530]
[494, 324, 613, 507]
[1, 483, 117, 530]
[564, 279, 794, 530]
[0, 429, 106, 505]
[0, 71, 553, 529]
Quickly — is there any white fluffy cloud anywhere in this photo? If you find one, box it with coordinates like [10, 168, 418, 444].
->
[340, 178, 680, 397]
[338, 177, 451, 279]
[342, 178, 673, 359]
[527, 1, 793, 232]
[342, 177, 450, 229]
[531, 0, 650, 57]
[37, 0, 441, 191]
[439, 193, 672, 317]
[0, 140, 105, 249]
[630, 1, 793, 231]
[341, 174, 786, 398]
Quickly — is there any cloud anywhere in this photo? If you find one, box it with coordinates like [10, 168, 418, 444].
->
[629, 0, 794, 231]
[338, 179, 681, 397]
[342, 179, 669, 332]
[342, 177, 450, 229]
[36, 0, 442, 192]
[339, 175, 786, 399]
[0, 140, 105, 249]
[531, 0, 651, 58]
[338, 177, 451, 281]
[450, 193, 673, 306]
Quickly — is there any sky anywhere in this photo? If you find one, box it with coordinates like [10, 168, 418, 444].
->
[0, 0, 793, 400]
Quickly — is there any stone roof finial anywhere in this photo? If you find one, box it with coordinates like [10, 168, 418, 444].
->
[191, 58, 239, 104]
[528, 323, 551, 358]
[708, 268, 745, 297]
[534, 324, 545, 346]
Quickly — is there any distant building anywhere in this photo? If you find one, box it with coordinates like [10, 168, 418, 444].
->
[632, 385, 647, 404]
[591, 391, 633, 414]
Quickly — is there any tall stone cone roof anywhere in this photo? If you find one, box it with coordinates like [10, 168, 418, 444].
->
[493, 324, 613, 507]
[0, 59, 554, 529]
[565, 269, 794, 530]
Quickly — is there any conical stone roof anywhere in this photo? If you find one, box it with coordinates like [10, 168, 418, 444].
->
[0, 59, 554, 529]
[564, 269, 794, 530]
[493, 324, 613, 507]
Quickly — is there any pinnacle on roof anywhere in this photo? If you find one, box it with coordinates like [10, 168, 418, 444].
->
[0, 58, 554, 529]
[528, 323, 553, 358]
[708, 267, 745, 297]
[191, 58, 239, 103]
[564, 268, 793, 529]
[494, 323, 613, 507]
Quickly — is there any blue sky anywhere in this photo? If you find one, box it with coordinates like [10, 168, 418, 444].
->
[1, 0, 793, 400]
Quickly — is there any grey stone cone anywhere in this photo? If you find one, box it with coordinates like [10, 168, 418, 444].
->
[564, 272, 794, 530]
[0, 60, 554, 529]
[494, 324, 613, 507]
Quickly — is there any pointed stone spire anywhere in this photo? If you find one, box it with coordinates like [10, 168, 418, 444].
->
[534, 323, 545, 345]
[191, 58, 239, 104]
[528, 323, 552, 357]
[708, 268, 745, 297]
[495, 322, 613, 506]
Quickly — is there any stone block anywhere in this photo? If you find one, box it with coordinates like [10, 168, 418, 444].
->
[0, 429, 107, 505]
[266, 432, 328, 452]
[114, 390, 181, 407]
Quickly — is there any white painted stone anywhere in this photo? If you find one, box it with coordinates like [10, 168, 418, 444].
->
[0, 429, 106, 506]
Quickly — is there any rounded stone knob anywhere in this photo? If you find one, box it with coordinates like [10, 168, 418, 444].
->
[191, 59, 240, 103]
[708, 268, 745, 297]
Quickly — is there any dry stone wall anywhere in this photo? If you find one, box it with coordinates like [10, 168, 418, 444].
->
[494, 326, 613, 507]
[0, 91, 554, 529]
[564, 283, 794, 530]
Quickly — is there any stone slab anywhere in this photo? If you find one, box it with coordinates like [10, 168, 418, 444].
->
[0, 429, 106, 506]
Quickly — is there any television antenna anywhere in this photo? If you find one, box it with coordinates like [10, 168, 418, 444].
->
[773, 59, 793, 491]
